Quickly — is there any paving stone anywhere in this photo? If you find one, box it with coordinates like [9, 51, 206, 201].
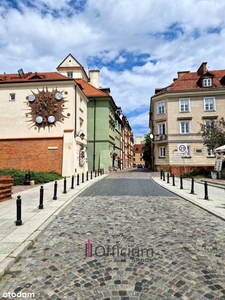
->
[0, 170, 225, 299]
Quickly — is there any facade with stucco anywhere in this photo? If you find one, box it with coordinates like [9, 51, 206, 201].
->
[150, 62, 225, 175]
[0, 54, 88, 176]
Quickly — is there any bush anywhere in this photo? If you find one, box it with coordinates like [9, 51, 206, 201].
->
[0, 169, 62, 185]
[182, 168, 211, 178]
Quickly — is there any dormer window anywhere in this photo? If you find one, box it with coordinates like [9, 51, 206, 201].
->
[203, 78, 212, 87]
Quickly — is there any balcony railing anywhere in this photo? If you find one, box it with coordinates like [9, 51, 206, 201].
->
[153, 134, 167, 142]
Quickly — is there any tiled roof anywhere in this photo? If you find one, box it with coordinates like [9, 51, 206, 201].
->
[75, 78, 110, 97]
[0, 72, 70, 83]
[133, 144, 144, 153]
[154, 64, 225, 96]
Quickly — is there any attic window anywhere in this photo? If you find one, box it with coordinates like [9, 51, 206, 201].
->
[203, 78, 212, 87]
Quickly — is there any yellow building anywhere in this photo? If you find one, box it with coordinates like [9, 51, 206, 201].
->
[150, 62, 225, 175]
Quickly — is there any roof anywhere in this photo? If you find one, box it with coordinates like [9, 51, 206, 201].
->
[0, 71, 71, 83]
[133, 144, 144, 152]
[75, 78, 111, 97]
[154, 63, 225, 96]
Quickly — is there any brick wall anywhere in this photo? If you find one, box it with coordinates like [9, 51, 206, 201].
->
[0, 138, 63, 174]
[170, 165, 213, 176]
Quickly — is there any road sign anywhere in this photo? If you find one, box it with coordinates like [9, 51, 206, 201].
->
[177, 144, 188, 154]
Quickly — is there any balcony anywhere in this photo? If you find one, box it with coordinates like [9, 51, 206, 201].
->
[153, 134, 167, 142]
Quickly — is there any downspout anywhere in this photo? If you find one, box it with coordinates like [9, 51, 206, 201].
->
[74, 84, 77, 173]
[93, 97, 96, 171]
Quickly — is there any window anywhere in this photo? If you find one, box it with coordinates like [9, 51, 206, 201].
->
[157, 101, 165, 114]
[207, 146, 215, 157]
[205, 120, 215, 131]
[159, 146, 166, 157]
[180, 122, 190, 133]
[10, 93, 15, 101]
[67, 72, 73, 78]
[179, 98, 190, 112]
[203, 78, 212, 87]
[204, 97, 215, 111]
[158, 123, 165, 134]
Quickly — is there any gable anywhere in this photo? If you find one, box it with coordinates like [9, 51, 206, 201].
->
[57, 53, 81, 69]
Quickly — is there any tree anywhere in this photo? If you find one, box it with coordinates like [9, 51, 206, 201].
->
[199, 117, 225, 151]
[142, 133, 152, 167]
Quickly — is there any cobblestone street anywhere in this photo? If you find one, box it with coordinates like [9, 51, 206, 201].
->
[0, 170, 225, 299]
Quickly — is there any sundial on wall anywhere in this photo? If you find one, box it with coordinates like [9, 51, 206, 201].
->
[25, 88, 69, 130]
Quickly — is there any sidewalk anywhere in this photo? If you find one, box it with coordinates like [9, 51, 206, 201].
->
[152, 174, 225, 221]
[0, 173, 108, 277]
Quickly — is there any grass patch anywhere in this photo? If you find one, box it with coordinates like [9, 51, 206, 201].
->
[0, 169, 62, 185]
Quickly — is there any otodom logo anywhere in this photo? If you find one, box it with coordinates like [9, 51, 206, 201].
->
[85, 240, 153, 259]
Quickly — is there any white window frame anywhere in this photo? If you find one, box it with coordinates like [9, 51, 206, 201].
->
[203, 78, 212, 87]
[158, 123, 165, 134]
[204, 97, 215, 111]
[180, 121, 190, 134]
[67, 72, 73, 78]
[179, 98, 190, 112]
[9, 93, 15, 101]
[157, 101, 165, 115]
[159, 146, 166, 157]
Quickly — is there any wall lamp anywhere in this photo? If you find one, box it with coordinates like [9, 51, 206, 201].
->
[74, 130, 85, 140]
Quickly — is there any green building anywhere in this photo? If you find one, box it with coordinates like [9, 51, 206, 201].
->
[76, 77, 122, 171]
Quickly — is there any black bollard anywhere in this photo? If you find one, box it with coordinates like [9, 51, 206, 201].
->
[39, 186, 44, 209]
[53, 181, 57, 200]
[95, 170, 97, 178]
[160, 169, 163, 179]
[16, 195, 22, 226]
[77, 174, 80, 186]
[172, 174, 175, 186]
[71, 175, 74, 189]
[191, 177, 194, 194]
[204, 181, 209, 200]
[180, 175, 183, 189]
[167, 173, 170, 183]
[24, 170, 31, 185]
[63, 177, 67, 193]
[98, 169, 99, 176]
[91, 170, 93, 179]
[86, 171, 88, 181]
[82, 172, 84, 183]
[163, 171, 165, 181]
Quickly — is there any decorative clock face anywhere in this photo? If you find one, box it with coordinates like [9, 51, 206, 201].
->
[26, 88, 68, 130]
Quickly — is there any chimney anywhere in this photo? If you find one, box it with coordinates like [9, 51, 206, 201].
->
[89, 70, 100, 88]
[177, 71, 190, 78]
[197, 62, 207, 76]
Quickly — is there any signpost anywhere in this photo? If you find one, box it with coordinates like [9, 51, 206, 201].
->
[177, 144, 188, 173]
[214, 155, 222, 172]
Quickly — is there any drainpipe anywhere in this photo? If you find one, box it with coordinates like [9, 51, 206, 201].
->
[93, 97, 96, 171]
[75, 84, 77, 135]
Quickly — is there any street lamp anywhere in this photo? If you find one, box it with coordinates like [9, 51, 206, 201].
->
[74, 130, 85, 140]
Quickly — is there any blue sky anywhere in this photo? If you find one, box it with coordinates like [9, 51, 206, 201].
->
[1, 0, 225, 141]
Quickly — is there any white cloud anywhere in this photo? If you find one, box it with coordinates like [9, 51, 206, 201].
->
[1, 0, 225, 135]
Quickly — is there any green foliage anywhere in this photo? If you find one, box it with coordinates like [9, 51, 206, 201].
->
[182, 168, 211, 178]
[142, 133, 152, 165]
[0, 168, 62, 185]
[199, 117, 225, 150]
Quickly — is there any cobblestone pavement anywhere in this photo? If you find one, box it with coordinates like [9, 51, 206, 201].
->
[0, 170, 225, 299]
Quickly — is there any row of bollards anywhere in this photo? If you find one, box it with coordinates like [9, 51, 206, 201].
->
[15, 169, 104, 226]
[160, 170, 209, 200]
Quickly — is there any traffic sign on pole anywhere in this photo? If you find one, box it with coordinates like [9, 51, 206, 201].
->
[177, 144, 188, 154]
